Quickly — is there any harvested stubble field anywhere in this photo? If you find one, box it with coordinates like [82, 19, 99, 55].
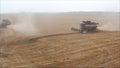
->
[0, 12, 120, 68]
[0, 31, 120, 68]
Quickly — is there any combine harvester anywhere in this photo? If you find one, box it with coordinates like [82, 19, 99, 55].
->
[71, 21, 99, 33]
[0, 19, 11, 28]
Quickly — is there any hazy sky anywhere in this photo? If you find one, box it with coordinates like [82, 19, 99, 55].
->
[0, 0, 120, 13]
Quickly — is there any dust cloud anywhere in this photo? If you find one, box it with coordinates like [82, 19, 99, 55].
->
[8, 13, 38, 37]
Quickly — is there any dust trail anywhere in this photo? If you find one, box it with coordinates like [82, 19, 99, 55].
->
[9, 13, 38, 37]
[97, 13, 120, 31]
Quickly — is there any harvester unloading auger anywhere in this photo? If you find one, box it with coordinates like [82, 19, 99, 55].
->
[71, 21, 99, 33]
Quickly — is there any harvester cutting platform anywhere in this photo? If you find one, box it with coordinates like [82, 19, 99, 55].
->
[71, 21, 99, 33]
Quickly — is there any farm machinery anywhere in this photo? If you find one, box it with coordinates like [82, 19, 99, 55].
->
[71, 21, 99, 33]
[0, 19, 11, 29]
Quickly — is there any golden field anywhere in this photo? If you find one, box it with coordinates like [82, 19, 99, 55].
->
[0, 12, 120, 68]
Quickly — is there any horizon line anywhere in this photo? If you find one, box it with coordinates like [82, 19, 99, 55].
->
[0, 11, 120, 14]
